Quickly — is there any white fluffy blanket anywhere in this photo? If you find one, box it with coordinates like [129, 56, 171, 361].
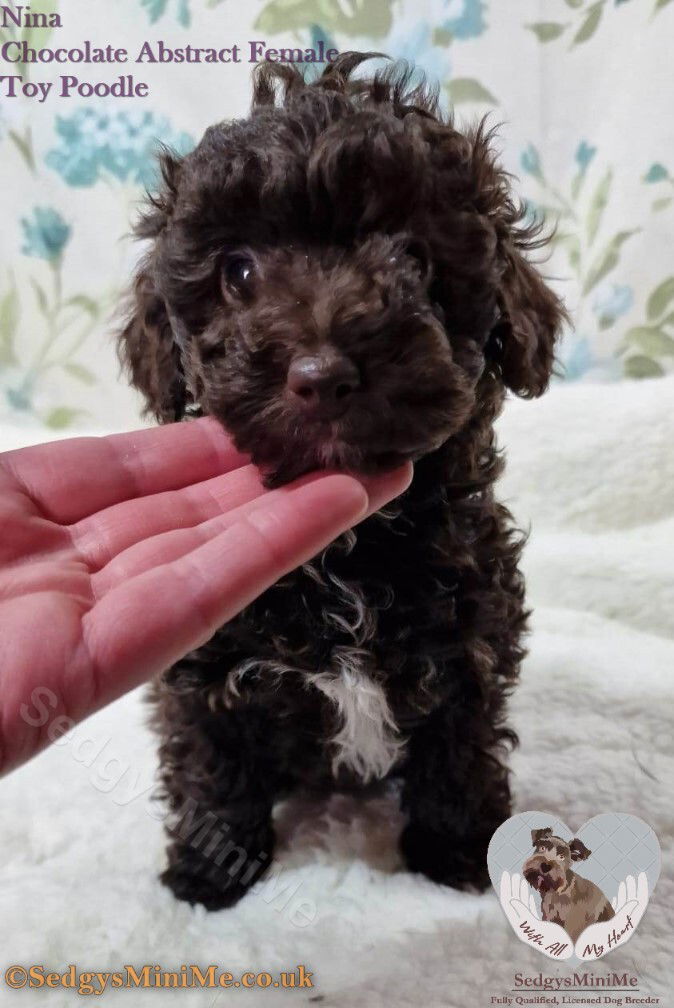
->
[1, 378, 673, 1005]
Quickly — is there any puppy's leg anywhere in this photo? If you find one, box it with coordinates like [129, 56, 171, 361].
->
[154, 684, 280, 910]
[399, 681, 515, 892]
[399, 509, 526, 891]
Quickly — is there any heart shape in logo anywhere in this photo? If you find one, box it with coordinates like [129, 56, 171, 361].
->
[487, 812, 660, 964]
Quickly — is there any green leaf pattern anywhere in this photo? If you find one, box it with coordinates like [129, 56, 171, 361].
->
[255, 0, 396, 37]
[522, 129, 673, 379]
[445, 78, 497, 104]
[572, 1, 604, 45]
[620, 277, 674, 377]
[526, 0, 670, 47]
[527, 22, 568, 41]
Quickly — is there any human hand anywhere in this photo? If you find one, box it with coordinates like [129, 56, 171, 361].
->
[0, 418, 411, 775]
[499, 871, 574, 960]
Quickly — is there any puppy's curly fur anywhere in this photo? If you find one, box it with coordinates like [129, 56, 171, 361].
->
[119, 53, 566, 909]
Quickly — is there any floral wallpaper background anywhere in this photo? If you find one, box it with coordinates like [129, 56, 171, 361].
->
[1, 0, 672, 431]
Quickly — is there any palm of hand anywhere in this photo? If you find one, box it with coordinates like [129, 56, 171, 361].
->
[0, 419, 409, 775]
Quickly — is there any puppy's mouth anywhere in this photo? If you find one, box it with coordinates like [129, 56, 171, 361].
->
[217, 403, 455, 488]
[317, 437, 418, 471]
[524, 868, 563, 894]
[261, 438, 417, 489]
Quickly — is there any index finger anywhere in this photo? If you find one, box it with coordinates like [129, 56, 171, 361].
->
[85, 468, 412, 704]
[0, 417, 248, 524]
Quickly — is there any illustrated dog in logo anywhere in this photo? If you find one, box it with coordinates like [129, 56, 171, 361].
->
[523, 827, 615, 942]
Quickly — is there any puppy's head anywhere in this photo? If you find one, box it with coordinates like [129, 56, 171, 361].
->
[523, 828, 591, 894]
[120, 53, 566, 486]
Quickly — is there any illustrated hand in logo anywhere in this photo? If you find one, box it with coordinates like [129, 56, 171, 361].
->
[575, 872, 649, 960]
[499, 871, 574, 960]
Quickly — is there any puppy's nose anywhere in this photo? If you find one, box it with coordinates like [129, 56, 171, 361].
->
[287, 353, 360, 417]
[540, 861, 551, 874]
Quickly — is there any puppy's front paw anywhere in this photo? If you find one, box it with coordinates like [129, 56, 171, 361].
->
[401, 823, 491, 892]
[161, 840, 271, 911]
[161, 863, 253, 910]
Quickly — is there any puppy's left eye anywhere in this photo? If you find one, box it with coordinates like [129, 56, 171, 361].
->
[222, 256, 256, 298]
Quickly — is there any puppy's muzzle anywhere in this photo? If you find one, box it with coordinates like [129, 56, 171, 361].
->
[523, 855, 564, 894]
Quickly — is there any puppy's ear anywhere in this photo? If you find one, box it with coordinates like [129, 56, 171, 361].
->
[118, 267, 186, 423]
[531, 827, 553, 845]
[468, 123, 567, 398]
[119, 148, 188, 422]
[569, 838, 591, 862]
[489, 244, 566, 398]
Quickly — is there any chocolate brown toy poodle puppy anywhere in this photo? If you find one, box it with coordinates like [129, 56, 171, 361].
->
[119, 52, 565, 909]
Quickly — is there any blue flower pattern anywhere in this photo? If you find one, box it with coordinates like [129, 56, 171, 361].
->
[21, 207, 71, 262]
[46, 109, 194, 188]
[520, 143, 543, 181]
[560, 336, 594, 382]
[592, 284, 634, 327]
[383, 21, 452, 84]
[440, 0, 486, 39]
[141, 0, 191, 27]
[644, 163, 668, 183]
[575, 141, 597, 173]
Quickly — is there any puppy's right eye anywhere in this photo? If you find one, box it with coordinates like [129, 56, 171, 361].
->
[222, 256, 256, 299]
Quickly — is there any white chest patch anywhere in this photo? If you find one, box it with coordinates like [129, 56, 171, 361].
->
[308, 647, 405, 783]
